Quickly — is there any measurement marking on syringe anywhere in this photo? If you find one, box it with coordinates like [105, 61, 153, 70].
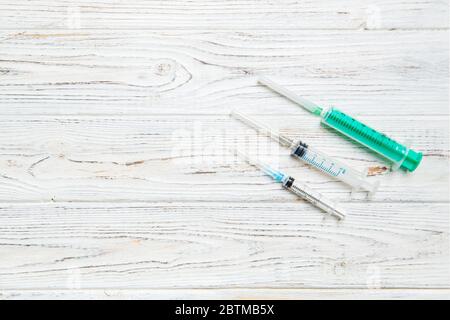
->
[230, 110, 379, 193]
[302, 153, 342, 177]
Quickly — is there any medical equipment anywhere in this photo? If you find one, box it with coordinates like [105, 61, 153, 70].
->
[231, 110, 379, 195]
[232, 148, 346, 220]
[258, 76, 423, 172]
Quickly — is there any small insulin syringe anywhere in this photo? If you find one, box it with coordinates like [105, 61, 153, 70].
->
[258, 76, 423, 172]
[232, 148, 346, 220]
[231, 110, 379, 196]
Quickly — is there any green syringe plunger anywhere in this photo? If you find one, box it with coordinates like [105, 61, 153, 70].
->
[258, 76, 423, 172]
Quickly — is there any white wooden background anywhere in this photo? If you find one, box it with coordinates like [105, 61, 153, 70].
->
[0, 1, 449, 300]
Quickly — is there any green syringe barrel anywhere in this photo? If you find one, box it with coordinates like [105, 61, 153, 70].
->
[321, 107, 422, 172]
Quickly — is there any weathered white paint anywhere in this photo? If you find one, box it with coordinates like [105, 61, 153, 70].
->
[0, 115, 447, 202]
[0, 203, 448, 289]
[0, 30, 447, 115]
[0, 0, 448, 300]
[0, 1, 447, 30]
[1, 289, 449, 300]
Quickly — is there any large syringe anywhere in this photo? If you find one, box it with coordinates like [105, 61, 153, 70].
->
[232, 148, 346, 220]
[231, 110, 379, 195]
[258, 76, 423, 172]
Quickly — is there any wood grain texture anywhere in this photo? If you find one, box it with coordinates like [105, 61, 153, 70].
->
[0, 0, 449, 299]
[1, 289, 449, 300]
[0, 30, 448, 115]
[0, 202, 448, 289]
[0, 1, 448, 30]
[0, 115, 447, 202]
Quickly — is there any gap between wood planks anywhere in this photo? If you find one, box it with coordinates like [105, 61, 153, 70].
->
[1, 288, 449, 300]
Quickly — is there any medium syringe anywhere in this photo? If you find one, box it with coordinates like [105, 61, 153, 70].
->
[232, 148, 346, 220]
[231, 110, 379, 195]
[258, 76, 423, 172]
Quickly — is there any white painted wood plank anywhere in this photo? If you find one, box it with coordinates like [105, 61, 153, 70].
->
[0, 30, 447, 115]
[0, 2, 448, 298]
[0, 115, 447, 202]
[0, 202, 448, 289]
[1, 289, 449, 300]
[0, 1, 447, 30]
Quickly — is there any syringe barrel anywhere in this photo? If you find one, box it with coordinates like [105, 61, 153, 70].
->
[320, 107, 422, 172]
[291, 142, 378, 194]
[282, 176, 346, 220]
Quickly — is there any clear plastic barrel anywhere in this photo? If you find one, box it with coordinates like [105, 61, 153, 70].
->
[233, 148, 346, 220]
[282, 176, 346, 220]
[291, 142, 379, 195]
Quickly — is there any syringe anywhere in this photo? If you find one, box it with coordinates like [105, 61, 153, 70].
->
[232, 148, 346, 220]
[258, 76, 423, 172]
[231, 110, 379, 195]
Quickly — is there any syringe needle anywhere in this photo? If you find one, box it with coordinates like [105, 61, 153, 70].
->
[258, 76, 323, 115]
[231, 110, 294, 147]
[231, 148, 286, 182]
